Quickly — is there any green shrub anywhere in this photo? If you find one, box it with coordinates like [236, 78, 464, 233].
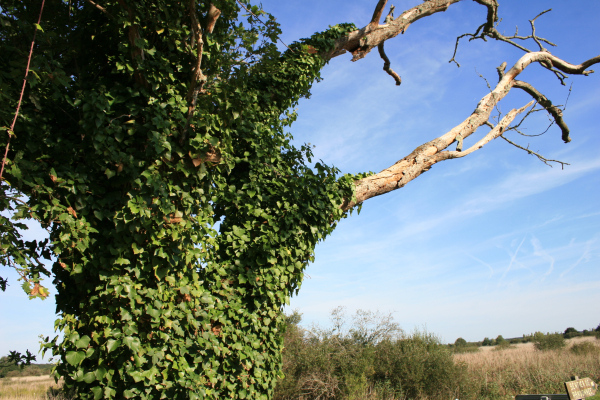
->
[495, 335, 506, 346]
[455, 337, 467, 347]
[532, 332, 566, 351]
[274, 308, 400, 400]
[482, 337, 493, 346]
[274, 309, 472, 400]
[372, 331, 470, 400]
[564, 328, 582, 339]
[570, 342, 600, 356]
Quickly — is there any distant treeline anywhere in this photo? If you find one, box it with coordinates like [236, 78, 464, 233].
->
[450, 324, 600, 350]
[0, 356, 53, 378]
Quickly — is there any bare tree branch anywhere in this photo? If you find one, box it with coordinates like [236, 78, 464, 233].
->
[342, 51, 600, 210]
[498, 61, 569, 142]
[506, 102, 554, 137]
[528, 9, 554, 52]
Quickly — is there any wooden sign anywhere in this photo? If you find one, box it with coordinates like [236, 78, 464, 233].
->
[564, 377, 598, 400]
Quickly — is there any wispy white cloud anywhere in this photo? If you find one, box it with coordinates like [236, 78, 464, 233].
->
[463, 251, 494, 276]
[390, 156, 600, 239]
[499, 236, 526, 284]
[576, 211, 600, 219]
[559, 239, 595, 278]
[462, 158, 600, 213]
[531, 235, 555, 280]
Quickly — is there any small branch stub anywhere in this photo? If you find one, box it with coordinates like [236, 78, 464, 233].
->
[377, 43, 401, 85]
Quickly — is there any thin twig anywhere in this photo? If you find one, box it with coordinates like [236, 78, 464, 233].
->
[235, 0, 293, 52]
[1, 0, 46, 180]
[84, 0, 112, 17]
[563, 83, 573, 110]
[500, 135, 569, 169]
[509, 121, 554, 138]
[450, 6, 569, 84]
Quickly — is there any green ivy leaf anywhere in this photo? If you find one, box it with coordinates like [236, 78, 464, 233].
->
[106, 339, 121, 353]
[91, 386, 103, 400]
[65, 351, 85, 366]
[123, 336, 141, 353]
[104, 169, 116, 179]
[83, 371, 96, 383]
[75, 336, 91, 349]
[155, 267, 168, 280]
[95, 367, 107, 381]
[115, 257, 130, 265]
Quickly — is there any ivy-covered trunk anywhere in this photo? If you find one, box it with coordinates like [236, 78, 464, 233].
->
[1, 1, 357, 398]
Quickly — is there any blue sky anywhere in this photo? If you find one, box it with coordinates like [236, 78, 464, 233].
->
[1, 0, 599, 359]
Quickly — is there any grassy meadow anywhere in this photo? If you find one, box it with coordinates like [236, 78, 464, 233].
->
[271, 309, 600, 400]
[1, 336, 598, 399]
[454, 337, 600, 400]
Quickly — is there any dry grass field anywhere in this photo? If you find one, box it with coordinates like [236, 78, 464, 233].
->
[454, 336, 600, 399]
[0, 375, 66, 400]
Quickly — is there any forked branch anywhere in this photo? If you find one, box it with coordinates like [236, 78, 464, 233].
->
[434, 101, 534, 161]
[497, 62, 570, 143]
[323, 0, 463, 62]
[183, 2, 221, 144]
[187, 2, 221, 104]
[370, 0, 388, 27]
[513, 80, 570, 143]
